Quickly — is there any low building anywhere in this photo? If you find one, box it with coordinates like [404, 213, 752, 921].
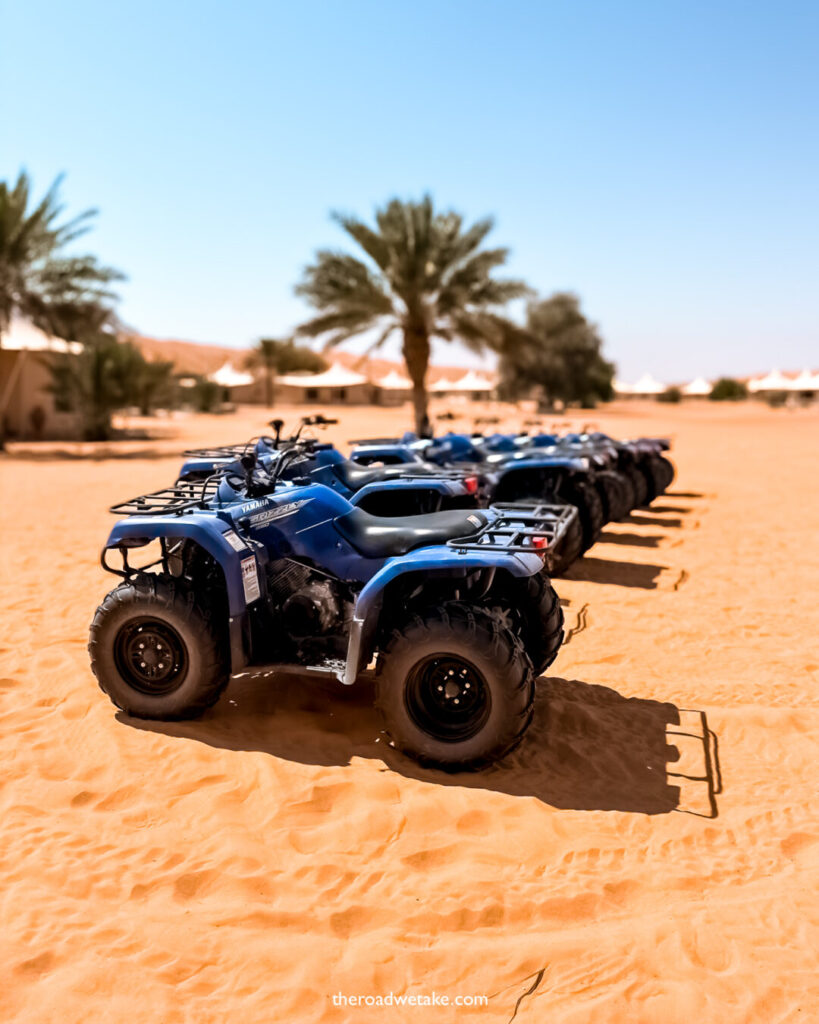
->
[0, 320, 83, 439]
[275, 364, 374, 404]
[375, 369, 413, 405]
[208, 361, 264, 404]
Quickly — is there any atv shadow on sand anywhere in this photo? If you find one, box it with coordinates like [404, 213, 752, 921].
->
[560, 557, 669, 589]
[121, 674, 720, 818]
[597, 530, 665, 549]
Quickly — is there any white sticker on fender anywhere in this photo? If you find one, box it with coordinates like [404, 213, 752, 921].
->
[240, 555, 261, 604]
[222, 529, 247, 552]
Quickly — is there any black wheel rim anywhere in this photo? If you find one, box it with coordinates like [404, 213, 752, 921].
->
[404, 655, 491, 743]
[113, 617, 188, 695]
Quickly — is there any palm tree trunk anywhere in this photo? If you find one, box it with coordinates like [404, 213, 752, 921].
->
[402, 327, 431, 436]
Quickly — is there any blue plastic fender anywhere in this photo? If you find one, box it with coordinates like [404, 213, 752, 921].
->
[342, 545, 543, 685]
[350, 475, 468, 506]
[490, 452, 589, 472]
[103, 512, 261, 670]
[349, 443, 424, 466]
[178, 456, 228, 480]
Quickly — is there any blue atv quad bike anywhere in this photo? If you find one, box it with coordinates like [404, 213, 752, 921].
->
[507, 428, 675, 507]
[472, 430, 636, 522]
[350, 431, 605, 559]
[89, 452, 565, 770]
[178, 416, 484, 517]
[177, 416, 584, 577]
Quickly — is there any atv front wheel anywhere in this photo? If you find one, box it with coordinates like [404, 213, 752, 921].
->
[89, 575, 229, 720]
[548, 510, 583, 575]
[595, 469, 630, 522]
[654, 454, 676, 492]
[560, 477, 604, 552]
[375, 604, 534, 770]
[624, 463, 649, 508]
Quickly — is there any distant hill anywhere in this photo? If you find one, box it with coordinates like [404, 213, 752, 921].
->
[130, 334, 494, 383]
[131, 335, 251, 375]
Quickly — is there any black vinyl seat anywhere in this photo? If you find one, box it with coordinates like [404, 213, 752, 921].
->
[332, 458, 434, 491]
[335, 506, 488, 559]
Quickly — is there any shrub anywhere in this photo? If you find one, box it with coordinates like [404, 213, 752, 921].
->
[709, 377, 748, 401]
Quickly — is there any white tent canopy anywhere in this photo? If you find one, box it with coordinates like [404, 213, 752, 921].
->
[209, 361, 255, 388]
[429, 376, 458, 393]
[449, 369, 495, 392]
[781, 369, 819, 392]
[376, 369, 413, 390]
[613, 378, 633, 395]
[620, 373, 665, 396]
[748, 369, 791, 393]
[2, 318, 81, 354]
[277, 364, 369, 388]
[682, 376, 712, 396]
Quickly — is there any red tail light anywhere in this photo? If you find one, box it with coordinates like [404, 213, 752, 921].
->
[532, 536, 549, 550]
[464, 476, 479, 494]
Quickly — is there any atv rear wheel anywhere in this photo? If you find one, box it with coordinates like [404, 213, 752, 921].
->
[89, 575, 229, 720]
[375, 603, 534, 770]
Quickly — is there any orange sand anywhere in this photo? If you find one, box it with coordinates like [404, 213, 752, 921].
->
[1, 400, 817, 1023]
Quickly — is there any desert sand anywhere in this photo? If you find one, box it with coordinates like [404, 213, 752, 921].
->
[1, 400, 817, 1023]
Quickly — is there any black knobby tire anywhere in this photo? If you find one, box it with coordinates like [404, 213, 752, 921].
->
[375, 603, 534, 770]
[89, 574, 230, 720]
[561, 476, 604, 552]
[654, 454, 676, 492]
[624, 463, 649, 508]
[522, 571, 564, 674]
[638, 457, 665, 504]
[548, 510, 583, 575]
[612, 469, 635, 518]
[595, 470, 629, 523]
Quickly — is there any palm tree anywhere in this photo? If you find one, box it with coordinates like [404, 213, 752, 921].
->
[0, 170, 123, 343]
[245, 337, 327, 406]
[294, 196, 529, 433]
[247, 338, 280, 406]
[46, 333, 138, 440]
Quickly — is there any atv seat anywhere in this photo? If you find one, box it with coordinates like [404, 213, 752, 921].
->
[332, 458, 431, 491]
[335, 506, 488, 558]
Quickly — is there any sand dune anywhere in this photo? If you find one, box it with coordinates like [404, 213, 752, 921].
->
[1, 401, 817, 1022]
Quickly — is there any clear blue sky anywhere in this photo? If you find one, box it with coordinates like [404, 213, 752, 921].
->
[2, 0, 817, 380]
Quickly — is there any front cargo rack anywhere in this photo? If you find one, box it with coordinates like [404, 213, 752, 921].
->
[448, 502, 577, 554]
[183, 443, 255, 459]
[109, 473, 227, 516]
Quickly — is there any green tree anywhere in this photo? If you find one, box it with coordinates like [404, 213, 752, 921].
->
[0, 170, 123, 342]
[709, 377, 748, 401]
[131, 356, 178, 415]
[498, 293, 615, 408]
[245, 337, 327, 406]
[294, 196, 528, 433]
[45, 334, 156, 440]
[658, 386, 682, 403]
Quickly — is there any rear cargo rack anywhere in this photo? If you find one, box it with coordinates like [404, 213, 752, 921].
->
[109, 473, 227, 516]
[448, 502, 577, 553]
